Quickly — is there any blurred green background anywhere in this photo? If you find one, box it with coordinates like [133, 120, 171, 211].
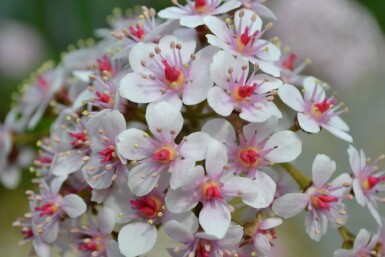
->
[0, 0, 384, 256]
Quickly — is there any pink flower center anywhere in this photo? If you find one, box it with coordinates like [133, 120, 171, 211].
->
[78, 236, 104, 252]
[130, 195, 163, 219]
[152, 146, 176, 163]
[162, 60, 184, 89]
[197, 242, 210, 257]
[281, 53, 297, 71]
[21, 229, 34, 240]
[311, 195, 338, 210]
[38, 156, 53, 164]
[259, 228, 277, 246]
[312, 98, 336, 115]
[238, 148, 261, 167]
[35, 202, 60, 217]
[232, 84, 257, 102]
[98, 145, 116, 163]
[195, 0, 206, 13]
[129, 23, 145, 40]
[237, 27, 259, 52]
[96, 91, 114, 104]
[97, 55, 112, 75]
[202, 181, 223, 200]
[37, 75, 49, 91]
[362, 176, 385, 190]
[69, 132, 88, 147]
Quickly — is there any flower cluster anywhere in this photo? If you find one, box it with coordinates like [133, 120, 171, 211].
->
[2, 1, 385, 257]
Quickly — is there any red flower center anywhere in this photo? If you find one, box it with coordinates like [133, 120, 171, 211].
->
[163, 60, 184, 89]
[35, 202, 60, 217]
[97, 55, 112, 75]
[129, 23, 145, 40]
[237, 27, 259, 52]
[232, 84, 257, 102]
[238, 148, 261, 167]
[281, 53, 297, 71]
[69, 132, 88, 147]
[202, 181, 223, 200]
[152, 146, 176, 163]
[311, 195, 338, 210]
[130, 195, 163, 219]
[362, 176, 385, 190]
[195, 0, 206, 13]
[98, 145, 116, 163]
[314, 98, 336, 114]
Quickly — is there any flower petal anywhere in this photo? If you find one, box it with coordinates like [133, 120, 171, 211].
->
[264, 130, 302, 163]
[164, 220, 194, 243]
[128, 162, 161, 196]
[183, 46, 217, 105]
[119, 72, 162, 104]
[205, 140, 228, 179]
[312, 154, 336, 187]
[179, 132, 213, 161]
[118, 222, 157, 257]
[146, 101, 183, 143]
[207, 87, 234, 117]
[204, 16, 230, 41]
[117, 128, 154, 160]
[61, 194, 87, 218]
[243, 172, 276, 208]
[322, 123, 353, 143]
[199, 201, 231, 239]
[278, 83, 305, 112]
[97, 207, 116, 234]
[272, 193, 308, 218]
[298, 113, 320, 133]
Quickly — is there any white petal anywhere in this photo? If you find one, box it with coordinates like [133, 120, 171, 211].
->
[129, 43, 157, 72]
[255, 40, 281, 61]
[254, 74, 283, 93]
[106, 240, 125, 257]
[213, 0, 241, 14]
[312, 154, 336, 187]
[253, 233, 271, 256]
[128, 163, 160, 196]
[234, 9, 262, 36]
[328, 116, 349, 131]
[243, 118, 277, 144]
[272, 193, 308, 218]
[367, 201, 382, 225]
[179, 132, 213, 161]
[158, 6, 189, 19]
[169, 158, 196, 189]
[243, 172, 276, 208]
[199, 201, 231, 239]
[353, 229, 370, 251]
[298, 113, 320, 133]
[206, 34, 233, 52]
[146, 101, 183, 142]
[264, 131, 302, 163]
[305, 212, 327, 241]
[239, 102, 279, 123]
[97, 207, 116, 234]
[180, 15, 204, 28]
[222, 176, 258, 199]
[278, 83, 305, 112]
[347, 145, 361, 175]
[183, 46, 217, 105]
[254, 59, 280, 77]
[202, 118, 236, 145]
[251, 4, 277, 20]
[207, 87, 234, 116]
[352, 179, 366, 206]
[303, 76, 325, 101]
[119, 72, 162, 104]
[259, 218, 283, 230]
[204, 16, 230, 41]
[159, 35, 196, 64]
[118, 222, 157, 257]
[61, 194, 87, 218]
[205, 140, 228, 178]
[210, 50, 247, 87]
[322, 123, 353, 143]
[51, 150, 83, 176]
[164, 220, 194, 243]
[117, 128, 154, 160]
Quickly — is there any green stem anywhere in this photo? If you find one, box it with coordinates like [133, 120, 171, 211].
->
[279, 163, 312, 190]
